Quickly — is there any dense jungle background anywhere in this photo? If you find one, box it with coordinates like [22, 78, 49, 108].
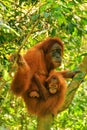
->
[0, 0, 87, 129]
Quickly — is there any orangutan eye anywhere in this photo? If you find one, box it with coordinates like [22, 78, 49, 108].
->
[52, 76, 57, 80]
[51, 48, 61, 57]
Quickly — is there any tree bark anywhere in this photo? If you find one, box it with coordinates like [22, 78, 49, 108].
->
[36, 56, 87, 130]
[37, 114, 53, 130]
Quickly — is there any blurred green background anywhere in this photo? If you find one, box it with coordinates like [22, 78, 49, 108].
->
[0, 0, 87, 129]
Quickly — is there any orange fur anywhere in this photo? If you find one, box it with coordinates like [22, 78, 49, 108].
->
[46, 71, 67, 115]
[22, 71, 67, 117]
[11, 38, 63, 96]
[11, 37, 64, 117]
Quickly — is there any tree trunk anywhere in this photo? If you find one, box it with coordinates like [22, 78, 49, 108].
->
[37, 114, 53, 130]
[36, 56, 87, 130]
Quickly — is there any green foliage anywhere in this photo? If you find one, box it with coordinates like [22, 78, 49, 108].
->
[53, 80, 87, 130]
[0, 0, 87, 129]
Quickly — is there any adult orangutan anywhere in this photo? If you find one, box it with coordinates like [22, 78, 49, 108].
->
[11, 38, 63, 97]
[11, 37, 78, 117]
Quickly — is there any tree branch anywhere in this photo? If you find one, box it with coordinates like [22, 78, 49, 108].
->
[59, 56, 87, 112]
[17, 20, 38, 54]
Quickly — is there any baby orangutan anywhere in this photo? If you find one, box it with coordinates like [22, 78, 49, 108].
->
[31, 69, 79, 99]
[32, 70, 67, 99]
[35, 69, 80, 98]
[23, 69, 80, 116]
[33, 70, 67, 115]
[22, 71, 67, 116]
[45, 70, 67, 114]
[33, 70, 66, 97]
[46, 71, 61, 94]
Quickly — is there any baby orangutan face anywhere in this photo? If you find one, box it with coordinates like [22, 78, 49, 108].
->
[46, 75, 60, 94]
